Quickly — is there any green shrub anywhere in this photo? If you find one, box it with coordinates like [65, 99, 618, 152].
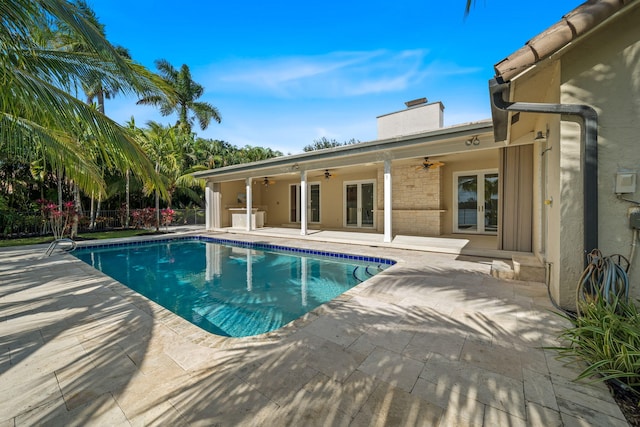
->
[551, 297, 640, 391]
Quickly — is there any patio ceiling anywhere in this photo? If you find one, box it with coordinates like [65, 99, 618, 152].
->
[194, 120, 495, 182]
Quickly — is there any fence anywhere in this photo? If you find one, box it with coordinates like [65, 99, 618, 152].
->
[0, 208, 206, 239]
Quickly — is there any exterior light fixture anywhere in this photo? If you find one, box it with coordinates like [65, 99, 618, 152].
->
[465, 136, 480, 146]
[534, 131, 547, 142]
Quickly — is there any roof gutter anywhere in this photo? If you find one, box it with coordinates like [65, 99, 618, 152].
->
[193, 120, 492, 179]
[489, 77, 598, 267]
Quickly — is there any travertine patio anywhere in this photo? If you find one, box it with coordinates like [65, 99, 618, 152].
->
[0, 232, 628, 426]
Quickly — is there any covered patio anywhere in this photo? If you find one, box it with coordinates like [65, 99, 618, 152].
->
[210, 226, 516, 260]
[196, 101, 537, 261]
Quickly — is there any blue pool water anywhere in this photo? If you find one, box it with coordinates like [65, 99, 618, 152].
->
[73, 237, 394, 337]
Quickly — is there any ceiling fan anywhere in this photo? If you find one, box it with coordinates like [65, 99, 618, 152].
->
[262, 177, 276, 186]
[415, 157, 445, 170]
[316, 169, 334, 180]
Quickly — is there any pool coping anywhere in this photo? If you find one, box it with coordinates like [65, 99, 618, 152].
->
[75, 234, 397, 266]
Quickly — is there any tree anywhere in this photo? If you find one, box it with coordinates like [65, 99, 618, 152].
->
[137, 60, 221, 134]
[55, 0, 126, 113]
[129, 121, 172, 230]
[131, 122, 201, 224]
[465, 1, 477, 16]
[1, 0, 168, 204]
[238, 146, 283, 162]
[303, 137, 359, 152]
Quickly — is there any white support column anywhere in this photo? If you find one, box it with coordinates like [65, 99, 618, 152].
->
[384, 159, 393, 243]
[212, 183, 222, 229]
[205, 181, 222, 231]
[205, 181, 214, 231]
[205, 182, 222, 230]
[245, 178, 253, 231]
[300, 170, 308, 236]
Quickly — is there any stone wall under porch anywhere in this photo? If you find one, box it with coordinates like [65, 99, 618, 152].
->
[376, 162, 443, 236]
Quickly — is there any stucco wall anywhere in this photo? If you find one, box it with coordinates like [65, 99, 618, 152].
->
[509, 61, 564, 304]
[253, 178, 290, 226]
[559, 5, 640, 302]
[219, 181, 246, 227]
[377, 102, 444, 139]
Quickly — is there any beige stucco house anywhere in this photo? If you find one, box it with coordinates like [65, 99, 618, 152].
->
[195, 0, 639, 310]
[194, 98, 521, 253]
[488, 0, 640, 308]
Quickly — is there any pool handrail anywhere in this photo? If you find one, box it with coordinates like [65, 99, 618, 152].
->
[45, 238, 77, 256]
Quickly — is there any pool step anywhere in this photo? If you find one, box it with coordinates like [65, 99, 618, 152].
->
[512, 254, 545, 282]
[490, 260, 515, 280]
[490, 255, 545, 283]
[353, 264, 387, 282]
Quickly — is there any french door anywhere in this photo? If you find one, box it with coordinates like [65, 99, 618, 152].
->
[289, 183, 320, 223]
[344, 180, 375, 228]
[453, 170, 498, 234]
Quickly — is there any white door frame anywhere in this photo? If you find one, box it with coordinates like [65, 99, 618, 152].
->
[343, 179, 376, 228]
[453, 169, 498, 234]
[289, 182, 321, 224]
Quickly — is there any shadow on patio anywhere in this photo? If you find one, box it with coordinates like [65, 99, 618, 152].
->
[0, 239, 625, 425]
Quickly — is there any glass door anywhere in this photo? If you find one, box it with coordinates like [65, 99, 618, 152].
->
[289, 183, 320, 223]
[309, 183, 320, 223]
[344, 181, 375, 228]
[454, 171, 498, 234]
[361, 182, 374, 226]
[346, 184, 358, 226]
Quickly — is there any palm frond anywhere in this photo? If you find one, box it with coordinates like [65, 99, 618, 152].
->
[0, 113, 104, 196]
[3, 67, 167, 199]
[175, 172, 205, 190]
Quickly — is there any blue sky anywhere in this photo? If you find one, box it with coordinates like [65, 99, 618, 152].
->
[91, 0, 583, 154]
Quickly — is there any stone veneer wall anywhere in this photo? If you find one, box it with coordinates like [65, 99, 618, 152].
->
[376, 163, 443, 236]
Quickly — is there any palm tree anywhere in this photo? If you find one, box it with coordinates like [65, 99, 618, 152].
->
[51, 1, 152, 229]
[1, 0, 168, 205]
[135, 122, 206, 220]
[86, 45, 133, 113]
[133, 121, 178, 230]
[239, 146, 283, 163]
[465, 1, 475, 16]
[137, 60, 221, 133]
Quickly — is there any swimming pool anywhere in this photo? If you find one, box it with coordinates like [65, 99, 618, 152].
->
[73, 236, 394, 337]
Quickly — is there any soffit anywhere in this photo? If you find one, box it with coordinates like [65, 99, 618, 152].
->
[195, 120, 495, 182]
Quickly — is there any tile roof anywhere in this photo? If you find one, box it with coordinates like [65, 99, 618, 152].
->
[494, 0, 636, 82]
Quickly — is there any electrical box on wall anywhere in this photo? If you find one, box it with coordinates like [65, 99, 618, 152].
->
[631, 211, 640, 230]
[616, 172, 637, 194]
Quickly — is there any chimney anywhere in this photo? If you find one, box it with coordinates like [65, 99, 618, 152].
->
[404, 97, 427, 108]
[377, 98, 445, 139]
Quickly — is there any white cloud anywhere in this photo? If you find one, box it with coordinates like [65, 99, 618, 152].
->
[196, 49, 480, 99]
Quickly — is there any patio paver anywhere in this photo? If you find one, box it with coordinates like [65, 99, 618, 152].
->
[0, 231, 629, 426]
